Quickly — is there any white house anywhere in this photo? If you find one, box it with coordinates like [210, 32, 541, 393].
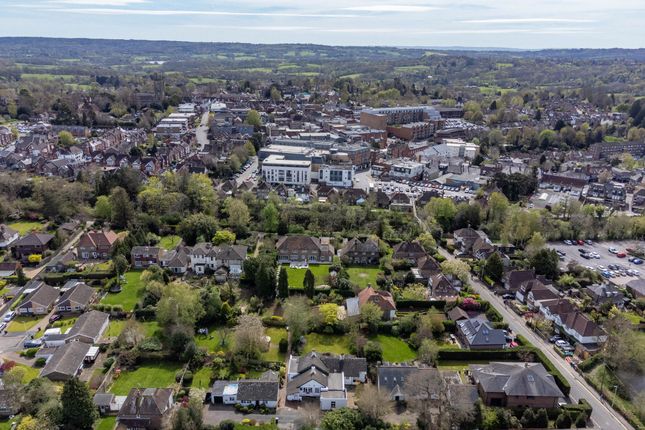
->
[210, 371, 279, 409]
[319, 164, 354, 188]
[187, 243, 247, 276]
[261, 155, 311, 186]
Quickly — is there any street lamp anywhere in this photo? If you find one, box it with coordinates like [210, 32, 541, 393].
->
[611, 385, 618, 408]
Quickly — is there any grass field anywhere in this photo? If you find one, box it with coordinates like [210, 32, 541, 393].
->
[8, 220, 47, 235]
[263, 327, 287, 362]
[7, 316, 40, 332]
[283, 264, 331, 289]
[346, 266, 381, 289]
[191, 366, 212, 389]
[101, 271, 145, 311]
[158, 235, 181, 250]
[105, 320, 127, 338]
[95, 416, 116, 430]
[0, 416, 20, 430]
[21, 73, 76, 81]
[303, 333, 351, 355]
[195, 325, 232, 353]
[109, 361, 182, 395]
[373, 334, 416, 363]
[142, 321, 161, 337]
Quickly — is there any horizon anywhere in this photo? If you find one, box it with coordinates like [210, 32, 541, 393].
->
[1, 0, 644, 50]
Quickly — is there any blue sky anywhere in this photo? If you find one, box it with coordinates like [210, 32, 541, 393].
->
[1, 0, 644, 49]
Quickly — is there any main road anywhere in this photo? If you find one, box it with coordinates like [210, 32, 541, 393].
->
[436, 246, 633, 430]
[195, 109, 210, 152]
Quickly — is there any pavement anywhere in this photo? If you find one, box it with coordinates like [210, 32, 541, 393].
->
[436, 247, 635, 430]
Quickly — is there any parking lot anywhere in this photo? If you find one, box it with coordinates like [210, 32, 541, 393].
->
[372, 179, 473, 201]
[549, 240, 643, 283]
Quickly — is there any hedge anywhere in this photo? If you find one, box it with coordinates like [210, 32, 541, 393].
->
[395, 300, 446, 311]
[262, 316, 287, 328]
[577, 354, 603, 372]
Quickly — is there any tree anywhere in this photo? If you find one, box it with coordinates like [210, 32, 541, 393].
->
[575, 412, 588, 428]
[113, 254, 128, 281]
[425, 198, 457, 232]
[233, 314, 266, 359]
[284, 296, 311, 347]
[418, 339, 439, 365]
[520, 408, 536, 428]
[535, 408, 549, 428]
[177, 213, 219, 245]
[418, 231, 436, 252]
[212, 230, 235, 245]
[172, 396, 203, 430]
[109, 186, 134, 229]
[255, 259, 276, 299]
[60, 378, 98, 430]
[453, 203, 481, 230]
[440, 259, 470, 284]
[364, 341, 382, 363]
[360, 302, 382, 334]
[245, 109, 262, 128]
[58, 131, 76, 147]
[319, 303, 339, 326]
[277, 266, 289, 299]
[156, 281, 205, 329]
[303, 269, 315, 298]
[484, 252, 503, 282]
[94, 195, 112, 220]
[405, 369, 443, 429]
[356, 383, 393, 421]
[17, 417, 49, 430]
[262, 202, 279, 233]
[224, 198, 250, 235]
[555, 411, 572, 428]
[530, 248, 560, 279]
[525, 231, 546, 258]
[320, 408, 363, 430]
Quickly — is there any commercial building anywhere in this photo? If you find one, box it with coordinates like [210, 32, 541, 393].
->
[261, 155, 312, 186]
[318, 164, 354, 188]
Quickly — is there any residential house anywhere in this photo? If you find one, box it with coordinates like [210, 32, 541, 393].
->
[377, 364, 439, 402]
[160, 248, 190, 274]
[353, 285, 396, 320]
[453, 228, 494, 258]
[0, 225, 18, 248]
[516, 278, 550, 304]
[504, 269, 536, 293]
[561, 312, 607, 344]
[0, 262, 20, 277]
[525, 283, 559, 310]
[469, 362, 563, 408]
[0, 381, 20, 417]
[412, 255, 441, 283]
[187, 243, 248, 276]
[286, 352, 366, 410]
[56, 282, 96, 313]
[585, 284, 624, 307]
[117, 388, 174, 430]
[17, 283, 59, 316]
[429, 273, 461, 298]
[540, 299, 577, 326]
[210, 371, 280, 409]
[12, 232, 54, 260]
[457, 318, 506, 350]
[392, 241, 426, 264]
[131, 246, 163, 269]
[276, 236, 334, 264]
[338, 237, 380, 265]
[626, 279, 645, 299]
[65, 310, 109, 344]
[77, 230, 118, 260]
[40, 341, 91, 381]
[446, 306, 470, 322]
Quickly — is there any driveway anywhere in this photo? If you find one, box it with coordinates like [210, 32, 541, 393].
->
[202, 404, 301, 429]
[437, 247, 634, 430]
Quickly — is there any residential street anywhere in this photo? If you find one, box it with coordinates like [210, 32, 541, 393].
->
[195, 110, 210, 152]
[437, 247, 634, 430]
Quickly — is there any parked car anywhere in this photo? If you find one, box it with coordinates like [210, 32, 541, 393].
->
[585, 240, 593, 245]
[23, 339, 42, 348]
[608, 247, 618, 254]
[549, 335, 562, 343]
[617, 252, 627, 258]
[634, 258, 644, 265]
[2, 311, 15, 322]
[49, 314, 61, 324]
[578, 248, 586, 254]
[577, 240, 585, 245]
[555, 340, 570, 348]
[564, 240, 573, 245]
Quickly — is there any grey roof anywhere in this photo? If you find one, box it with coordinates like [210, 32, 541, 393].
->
[237, 378, 279, 402]
[40, 342, 90, 379]
[66, 310, 109, 341]
[118, 388, 173, 419]
[58, 282, 95, 306]
[319, 355, 367, 379]
[296, 352, 330, 375]
[470, 362, 563, 398]
[20, 283, 59, 309]
[457, 318, 506, 347]
[14, 232, 54, 247]
[287, 368, 328, 395]
[93, 392, 115, 407]
[377, 364, 438, 399]
[345, 297, 360, 317]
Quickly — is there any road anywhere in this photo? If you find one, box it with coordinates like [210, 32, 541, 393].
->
[24, 222, 90, 280]
[195, 110, 210, 152]
[436, 246, 634, 430]
[236, 157, 258, 185]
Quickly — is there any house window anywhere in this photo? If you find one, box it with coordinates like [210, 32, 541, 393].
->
[331, 401, 336, 408]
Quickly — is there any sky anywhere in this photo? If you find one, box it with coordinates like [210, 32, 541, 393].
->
[1, 0, 644, 49]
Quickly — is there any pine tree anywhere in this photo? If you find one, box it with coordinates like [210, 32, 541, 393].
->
[278, 266, 289, 299]
[60, 378, 98, 430]
[304, 269, 315, 298]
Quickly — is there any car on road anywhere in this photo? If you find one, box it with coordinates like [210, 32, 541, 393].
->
[23, 339, 42, 348]
[2, 311, 15, 322]
[49, 314, 61, 324]
[608, 247, 618, 254]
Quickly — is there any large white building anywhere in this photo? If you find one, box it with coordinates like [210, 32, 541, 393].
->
[319, 165, 354, 188]
[389, 159, 425, 179]
[262, 154, 312, 186]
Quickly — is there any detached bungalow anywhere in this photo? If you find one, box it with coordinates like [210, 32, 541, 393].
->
[17, 283, 59, 316]
[117, 388, 175, 430]
[13, 232, 54, 260]
[40, 342, 91, 381]
[56, 282, 96, 313]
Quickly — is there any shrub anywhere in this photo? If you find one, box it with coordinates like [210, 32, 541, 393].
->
[27, 254, 42, 264]
[34, 357, 47, 367]
[103, 357, 115, 373]
[574, 412, 588, 428]
[555, 411, 572, 428]
[279, 338, 288, 353]
[182, 370, 193, 386]
[21, 348, 38, 358]
[364, 341, 382, 363]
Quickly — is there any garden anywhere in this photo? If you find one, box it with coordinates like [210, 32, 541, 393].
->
[283, 264, 331, 289]
[108, 361, 183, 395]
[100, 270, 145, 312]
[345, 266, 381, 289]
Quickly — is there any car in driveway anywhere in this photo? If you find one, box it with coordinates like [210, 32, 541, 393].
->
[49, 314, 61, 324]
[23, 339, 42, 348]
[549, 335, 562, 343]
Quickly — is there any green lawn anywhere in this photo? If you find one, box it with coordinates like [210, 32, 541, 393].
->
[346, 266, 382, 289]
[263, 327, 287, 363]
[195, 325, 233, 353]
[109, 361, 182, 395]
[437, 360, 491, 371]
[51, 315, 78, 329]
[105, 320, 127, 337]
[373, 334, 416, 363]
[283, 264, 331, 289]
[621, 312, 643, 324]
[101, 271, 145, 311]
[8, 221, 47, 235]
[142, 321, 161, 337]
[191, 367, 212, 389]
[0, 416, 20, 430]
[7, 316, 40, 332]
[15, 363, 40, 383]
[303, 333, 351, 355]
[158, 235, 181, 250]
[95, 416, 116, 430]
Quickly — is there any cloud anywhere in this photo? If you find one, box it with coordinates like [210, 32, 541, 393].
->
[460, 18, 596, 24]
[180, 24, 314, 31]
[47, 0, 148, 5]
[39, 6, 359, 18]
[343, 5, 439, 12]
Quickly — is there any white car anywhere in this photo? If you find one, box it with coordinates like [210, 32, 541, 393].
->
[2, 311, 15, 323]
[608, 247, 618, 254]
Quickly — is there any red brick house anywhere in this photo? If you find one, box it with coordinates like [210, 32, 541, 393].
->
[77, 230, 118, 260]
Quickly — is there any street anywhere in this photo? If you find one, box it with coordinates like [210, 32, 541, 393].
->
[236, 157, 258, 185]
[195, 110, 210, 152]
[437, 247, 635, 430]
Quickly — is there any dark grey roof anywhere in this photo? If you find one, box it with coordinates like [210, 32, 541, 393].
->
[20, 283, 59, 308]
[66, 310, 109, 341]
[237, 379, 279, 402]
[93, 392, 115, 407]
[58, 282, 95, 306]
[118, 388, 173, 418]
[210, 380, 231, 397]
[296, 352, 330, 375]
[40, 342, 90, 379]
[470, 362, 563, 398]
[457, 318, 506, 347]
[319, 355, 367, 378]
[287, 368, 328, 395]
[377, 365, 438, 399]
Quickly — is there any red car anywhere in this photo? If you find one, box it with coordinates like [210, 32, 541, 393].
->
[577, 240, 585, 245]
[616, 252, 627, 258]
